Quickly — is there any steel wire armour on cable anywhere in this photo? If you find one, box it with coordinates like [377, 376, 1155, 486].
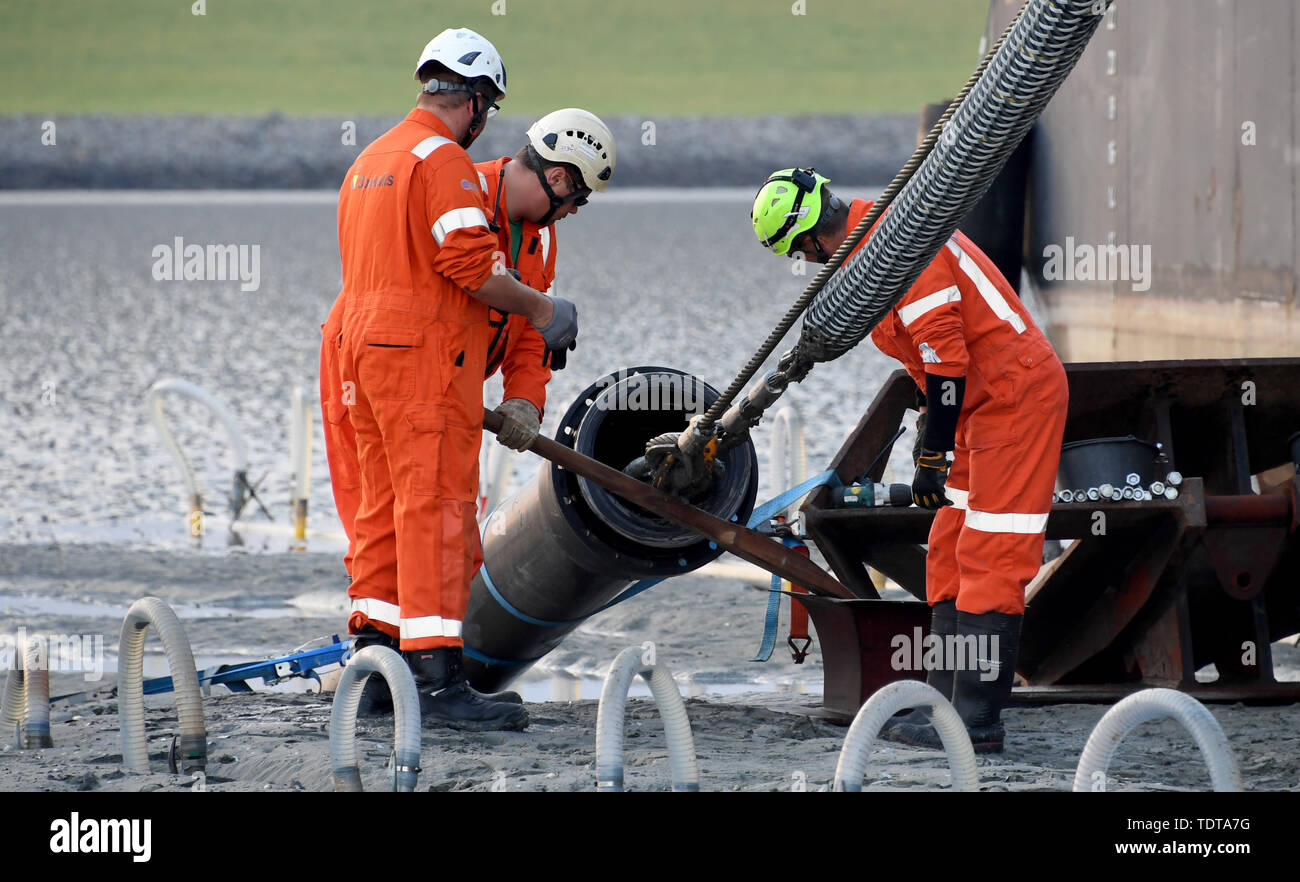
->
[798, 0, 1109, 362]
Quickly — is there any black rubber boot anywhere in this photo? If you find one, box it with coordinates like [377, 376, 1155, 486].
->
[950, 611, 1021, 753]
[405, 647, 529, 732]
[880, 599, 957, 744]
[350, 625, 400, 718]
[350, 627, 522, 716]
[889, 610, 1022, 754]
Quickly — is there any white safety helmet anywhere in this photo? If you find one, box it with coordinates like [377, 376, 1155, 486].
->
[525, 108, 617, 191]
[413, 28, 507, 99]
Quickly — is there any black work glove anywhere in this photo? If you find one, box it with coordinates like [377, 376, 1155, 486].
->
[912, 448, 953, 510]
[912, 411, 928, 467]
[543, 340, 575, 371]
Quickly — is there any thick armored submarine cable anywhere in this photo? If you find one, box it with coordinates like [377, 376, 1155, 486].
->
[667, 3, 1029, 467]
[671, 0, 1110, 485]
[799, 0, 1111, 362]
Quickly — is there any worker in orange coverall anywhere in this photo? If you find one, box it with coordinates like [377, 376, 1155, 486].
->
[473, 107, 618, 434]
[751, 168, 1068, 753]
[322, 28, 579, 732]
[320, 107, 616, 718]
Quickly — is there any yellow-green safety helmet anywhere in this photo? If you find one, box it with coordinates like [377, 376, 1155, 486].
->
[751, 167, 830, 256]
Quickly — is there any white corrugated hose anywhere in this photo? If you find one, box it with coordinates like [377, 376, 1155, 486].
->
[117, 597, 207, 773]
[834, 679, 979, 792]
[595, 645, 699, 792]
[1073, 688, 1241, 792]
[329, 645, 422, 792]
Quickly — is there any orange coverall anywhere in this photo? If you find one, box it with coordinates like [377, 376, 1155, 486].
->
[320, 147, 556, 633]
[848, 199, 1068, 615]
[326, 108, 498, 651]
[473, 155, 555, 417]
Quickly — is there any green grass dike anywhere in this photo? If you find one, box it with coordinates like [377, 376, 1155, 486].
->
[1, 0, 987, 116]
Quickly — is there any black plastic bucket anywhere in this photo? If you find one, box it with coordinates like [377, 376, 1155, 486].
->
[1058, 435, 1161, 490]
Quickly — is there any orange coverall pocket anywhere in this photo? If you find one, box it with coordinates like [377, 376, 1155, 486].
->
[405, 407, 478, 500]
[432, 319, 477, 397]
[405, 407, 446, 497]
[1012, 337, 1066, 414]
[963, 408, 1016, 450]
[358, 327, 425, 401]
[429, 320, 486, 433]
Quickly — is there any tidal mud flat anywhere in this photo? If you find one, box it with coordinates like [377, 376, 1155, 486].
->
[2, 545, 1297, 792]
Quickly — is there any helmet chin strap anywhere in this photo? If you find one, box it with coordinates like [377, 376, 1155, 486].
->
[459, 92, 491, 148]
[806, 193, 843, 261]
[525, 145, 586, 225]
[530, 161, 568, 226]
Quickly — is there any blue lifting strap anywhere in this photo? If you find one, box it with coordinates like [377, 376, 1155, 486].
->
[751, 471, 841, 662]
[751, 537, 800, 663]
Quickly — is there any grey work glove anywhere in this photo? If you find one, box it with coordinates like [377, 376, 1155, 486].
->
[535, 295, 578, 351]
[493, 398, 541, 451]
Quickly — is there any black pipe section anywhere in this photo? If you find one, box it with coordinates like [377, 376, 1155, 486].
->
[463, 366, 759, 691]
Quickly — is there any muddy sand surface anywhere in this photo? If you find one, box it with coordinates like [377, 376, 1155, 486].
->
[3, 545, 1297, 793]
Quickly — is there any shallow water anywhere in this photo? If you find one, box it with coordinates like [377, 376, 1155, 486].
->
[0, 188, 928, 551]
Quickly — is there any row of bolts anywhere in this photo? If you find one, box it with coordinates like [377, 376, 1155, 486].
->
[1054, 471, 1183, 504]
